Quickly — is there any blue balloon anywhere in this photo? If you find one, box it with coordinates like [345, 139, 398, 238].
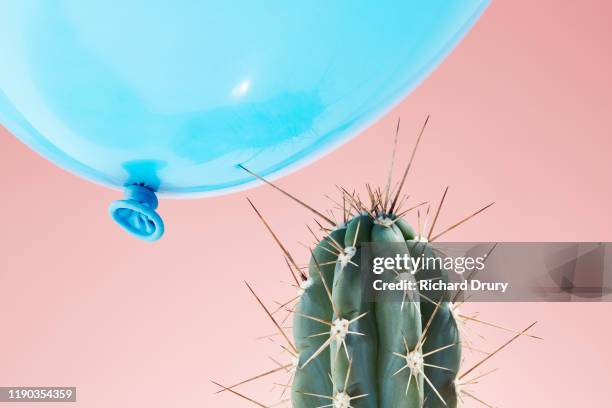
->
[0, 1, 489, 241]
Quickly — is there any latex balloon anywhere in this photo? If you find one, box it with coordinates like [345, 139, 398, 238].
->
[0, 1, 489, 241]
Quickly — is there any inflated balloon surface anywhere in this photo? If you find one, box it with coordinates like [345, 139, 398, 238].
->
[0, 1, 489, 240]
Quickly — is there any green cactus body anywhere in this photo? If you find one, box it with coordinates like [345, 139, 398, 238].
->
[292, 213, 441, 408]
[293, 227, 346, 408]
[409, 241, 461, 408]
[372, 220, 423, 408]
[328, 216, 378, 408]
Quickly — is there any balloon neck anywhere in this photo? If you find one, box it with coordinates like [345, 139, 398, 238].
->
[108, 185, 164, 242]
[125, 184, 159, 209]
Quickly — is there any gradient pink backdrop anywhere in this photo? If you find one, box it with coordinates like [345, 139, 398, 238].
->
[1, 1, 612, 407]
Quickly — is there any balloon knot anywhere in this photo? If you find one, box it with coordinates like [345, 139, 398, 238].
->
[108, 184, 164, 241]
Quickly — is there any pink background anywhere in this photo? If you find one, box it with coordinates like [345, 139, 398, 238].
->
[1, 0, 612, 406]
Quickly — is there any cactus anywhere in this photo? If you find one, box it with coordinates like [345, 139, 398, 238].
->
[292, 208, 468, 408]
[216, 118, 538, 407]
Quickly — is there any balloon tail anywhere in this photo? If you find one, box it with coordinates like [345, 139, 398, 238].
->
[109, 184, 164, 242]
